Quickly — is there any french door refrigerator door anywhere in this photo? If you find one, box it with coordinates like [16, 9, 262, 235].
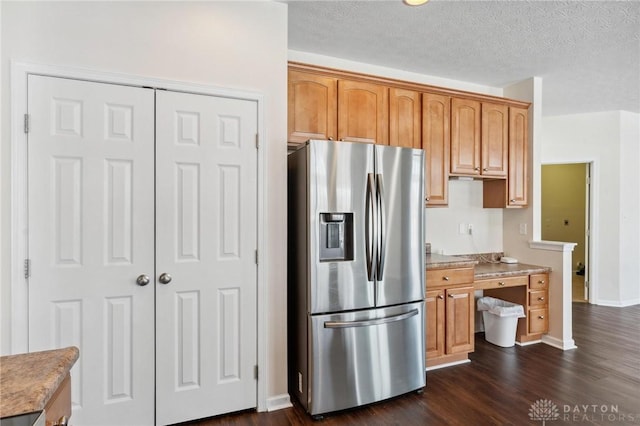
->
[309, 302, 425, 415]
[374, 145, 425, 307]
[308, 140, 375, 314]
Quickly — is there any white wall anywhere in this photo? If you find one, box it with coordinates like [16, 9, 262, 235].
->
[0, 0, 289, 405]
[542, 111, 640, 306]
[619, 111, 640, 303]
[426, 179, 503, 255]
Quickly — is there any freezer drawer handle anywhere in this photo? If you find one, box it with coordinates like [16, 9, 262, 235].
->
[324, 309, 419, 329]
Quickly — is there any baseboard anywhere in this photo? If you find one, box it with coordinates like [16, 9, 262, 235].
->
[266, 394, 293, 412]
[515, 339, 541, 347]
[595, 299, 640, 307]
[541, 335, 577, 350]
[425, 359, 470, 371]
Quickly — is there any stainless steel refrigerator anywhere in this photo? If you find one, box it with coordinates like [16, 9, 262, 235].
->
[288, 140, 425, 416]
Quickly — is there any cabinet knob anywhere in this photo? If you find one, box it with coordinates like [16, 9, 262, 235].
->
[443, 276, 450, 281]
[538, 280, 545, 285]
[448, 293, 455, 298]
[538, 315, 545, 319]
[483, 168, 488, 171]
[474, 167, 480, 171]
[510, 199, 516, 202]
[426, 197, 430, 201]
[437, 294, 444, 300]
[538, 297, 545, 301]
[328, 137, 334, 141]
[498, 281, 505, 287]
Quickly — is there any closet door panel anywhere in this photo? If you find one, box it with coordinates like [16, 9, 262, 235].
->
[155, 91, 259, 425]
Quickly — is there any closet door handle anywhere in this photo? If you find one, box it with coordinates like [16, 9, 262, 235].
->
[136, 274, 150, 286]
[159, 273, 172, 285]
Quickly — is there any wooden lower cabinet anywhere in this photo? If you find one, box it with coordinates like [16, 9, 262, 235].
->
[481, 272, 549, 344]
[45, 373, 72, 426]
[426, 268, 474, 368]
[425, 289, 445, 359]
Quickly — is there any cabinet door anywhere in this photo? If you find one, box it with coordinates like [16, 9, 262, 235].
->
[508, 107, 528, 206]
[338, 79, 388, 145]
[445, 286, 475, 354]
[450, 98, 480, 175]
[425, 289, 445, 359]
[288, 70, 337, 143]
[389, 88, 421, 148]
[423, 93, 450, 206]
[481, 103, 508, 177]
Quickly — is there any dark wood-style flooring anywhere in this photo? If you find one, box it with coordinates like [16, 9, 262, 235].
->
[186, 303, 640, 425]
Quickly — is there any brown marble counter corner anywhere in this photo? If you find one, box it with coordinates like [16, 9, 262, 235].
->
[474, 262, 551, 279]
[426, 253, 478, 270]
[0, 346, 79, 418]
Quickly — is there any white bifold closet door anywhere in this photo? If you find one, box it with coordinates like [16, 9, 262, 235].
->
[154, 90, 258, 425]
[27, 75, 258, 426]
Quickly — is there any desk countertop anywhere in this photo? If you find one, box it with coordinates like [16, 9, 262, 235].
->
[0, 347, 79, 418]
[474, 262, 551, 279]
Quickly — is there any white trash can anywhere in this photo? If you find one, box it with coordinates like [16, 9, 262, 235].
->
[477, 297, 525, 347]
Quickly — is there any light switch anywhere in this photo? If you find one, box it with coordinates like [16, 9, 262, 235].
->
[519, 223, 527, 235]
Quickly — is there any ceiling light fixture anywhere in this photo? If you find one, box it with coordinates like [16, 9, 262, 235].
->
[403, 0, 429, 6]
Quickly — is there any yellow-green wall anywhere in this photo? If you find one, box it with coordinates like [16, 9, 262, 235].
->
[541, 164, 587, 270]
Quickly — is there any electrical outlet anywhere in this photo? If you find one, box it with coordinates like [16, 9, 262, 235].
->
[468, 224, 473, 235]
[458, 223, 466, 234]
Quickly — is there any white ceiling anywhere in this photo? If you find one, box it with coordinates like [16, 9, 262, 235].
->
[287, 0, 640, 116]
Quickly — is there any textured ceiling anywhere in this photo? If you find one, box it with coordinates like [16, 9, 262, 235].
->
[287, 0, 640, 116]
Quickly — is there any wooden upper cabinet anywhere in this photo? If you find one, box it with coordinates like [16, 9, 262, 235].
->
[508, 107, 528, 206]
[338, 80, 388, 145]
[450, 98, 481, 175]
[481, 103, 508, 177]
[287, 70, 337, 143]
[389, 88, 421, 149]
[483, 106, 529, 208]
[422, 93, 450, 206]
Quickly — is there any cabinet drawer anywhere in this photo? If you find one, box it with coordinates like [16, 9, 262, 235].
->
[474, 275, 528, 290]
[529, 290, 548, 307]
[528, 308, 548, 334]
[426, 267, 474, 288]
[529, 273, 548, 290]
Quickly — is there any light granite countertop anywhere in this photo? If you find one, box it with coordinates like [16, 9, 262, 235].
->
[426, 253, 550, 279]
[474, 262, 551, 279]
[425, 253, 478, 269]
[0, 346, 79, 418]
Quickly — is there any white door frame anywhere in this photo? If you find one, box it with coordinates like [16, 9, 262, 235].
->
[540, 160, 598, 305]
[10, 61, 269, 411]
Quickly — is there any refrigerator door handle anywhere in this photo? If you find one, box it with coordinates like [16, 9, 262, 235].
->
[323, 309, 419, 329]
[365, 173, 376, 281]
[376, 174, 386, 280]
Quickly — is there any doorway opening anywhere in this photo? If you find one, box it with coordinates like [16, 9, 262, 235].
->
[541, 163, 592, 303]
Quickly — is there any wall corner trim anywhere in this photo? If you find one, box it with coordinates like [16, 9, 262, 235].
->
[541, 335, 577, 351]
[529, 240, 577, 252]
[265, 394, 293, 412]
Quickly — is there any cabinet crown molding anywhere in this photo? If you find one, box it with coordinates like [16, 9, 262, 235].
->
[289, 62, 531, 109]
